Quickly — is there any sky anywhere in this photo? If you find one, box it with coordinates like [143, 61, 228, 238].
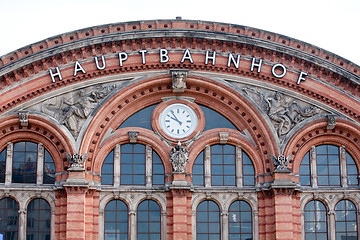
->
[0, 0, 359, 66]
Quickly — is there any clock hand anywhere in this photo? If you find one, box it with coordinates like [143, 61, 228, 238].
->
[170, 110, 183, 125]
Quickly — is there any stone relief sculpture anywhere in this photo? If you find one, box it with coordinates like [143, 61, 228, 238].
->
[170, 69, 188, 93]
[271, 154, 292, 172]
[37, 84, 116, 137]
[66, 152, 89, 171]
[170, 142, 189, 173]
[242, 87, 322, 138]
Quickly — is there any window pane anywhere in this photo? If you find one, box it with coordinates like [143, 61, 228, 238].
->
[137, 200, 160, 239]
[229, 201, 252, 239]
[304, 201, 327, 239]
[43, 150, 55, 184]
[346, 153, 358, 186]
[211, 145, 236, 186]
[121, 144, 146, 185]
[335, 200, 358, 239]
[0, 148, 6, 183]
[102, 150, 114, 185]
[12, 141, 37, 183]
[118, 104, 157, 130]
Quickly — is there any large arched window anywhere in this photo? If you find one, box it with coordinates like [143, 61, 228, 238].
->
[304, 200, 327, 239]
[299, 144, 358, 187]
[192, 145, 255, 187]
[27, 198, 51, 240]
[0, 197, 18, 240]
[137, 200, 161, 239]
[228, 200, 252, 240]
[196, 200, 221, 239]
[335, 200, 358, 239]
[104, 200, 128, 239]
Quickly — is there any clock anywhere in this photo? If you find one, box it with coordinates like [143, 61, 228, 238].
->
[159, 103, 198, 139]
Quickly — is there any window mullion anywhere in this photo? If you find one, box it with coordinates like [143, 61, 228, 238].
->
[114, 144, 120, 187]
[36, 143, 44, 185]
[5, 142, 13, 184]
[340, 145, 348, 187]
[236, 145, 243, 187]
[146, 144, 152, 187]
[310, 145, 318, 188]
[204, 145, 211, 187]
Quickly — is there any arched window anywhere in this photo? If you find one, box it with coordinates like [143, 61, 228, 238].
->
[27, 198, 51, 240]
[192, 145, 255, 187]
[13, 141, 37, 183]
[137, 200, 161, 239]
[104, 200, 128, 239]
[152, 150, 164, 185]
[229, 200, 252, 240]
[196, 200, 221, 239]
[335, 200, 358, 239]
[299, 144, 358, 187]
[121, 144, 146, 185]
[304, 200, 327, 239]
[0, 197, 18, 239]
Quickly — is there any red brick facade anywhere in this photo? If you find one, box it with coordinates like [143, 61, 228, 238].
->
[0, 19, 359, 239]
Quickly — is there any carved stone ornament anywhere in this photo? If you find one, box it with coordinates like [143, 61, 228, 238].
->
[128, 131, 139, 143]
[170, 141, 189, 173]
[327, 114, 337, 129]
[18, 111, 29, 127]
[25, 84, 116, 138]
[219, 132, 229, 144]
[271, 154, 292, 173]
[66, 152, 89, 171]
[170, 69, 188, 93]
[242, 87, 323, 138]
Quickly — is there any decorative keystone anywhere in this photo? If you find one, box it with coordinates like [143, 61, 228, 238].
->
[18, 111, 29, 127]
[128, 131, 139, 143]
[171, 69, 188, 93]
[327, 114, 337, 129]
[219, 132, 229, 144]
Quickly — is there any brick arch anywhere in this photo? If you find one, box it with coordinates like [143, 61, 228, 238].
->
[0, 115, 74, 181]
[285, 118, 360, 174]
[188, 129, 264, 177]
[92, 127, 171, 175]
[81, 74, 277, 174]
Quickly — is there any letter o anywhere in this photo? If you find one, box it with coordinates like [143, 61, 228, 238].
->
[271, 63, 287, 78]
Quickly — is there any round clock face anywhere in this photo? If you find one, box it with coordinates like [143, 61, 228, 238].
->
[159, 103, 198, 139]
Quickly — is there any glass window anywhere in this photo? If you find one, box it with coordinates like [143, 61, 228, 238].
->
[346, 153, 358, 186]
[26, 198, 51, 240]
[200, 105, 238, 131]
[104, 200, 128, 239]
[229, 200, 252, 240]
[121, 144, 146, 185]
[316, 145, 340, 186]
[118, 104, 157, 130]
[101, 150, 114, 185]
[243, 151, 255, 186]
[43, 150, 55, 184]
[211, 145, 236, 186]
[300, 152, 311, 186]
[192, 151, 204, 186]
[304, 200, 327, 240]
[0, 197, 18, 240]
[12, 141, 37, 183]
[0, 149, 5, 183]
[137, 200, 161, 240]
[197, 200, 220, 240]
[152, 150, 164, 186]
[335, 200, 358, 239]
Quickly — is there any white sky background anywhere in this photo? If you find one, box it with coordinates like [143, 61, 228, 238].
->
[0, 0, 359, 66]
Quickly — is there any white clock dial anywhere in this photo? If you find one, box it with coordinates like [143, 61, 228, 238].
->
[159, 103, 198, 139]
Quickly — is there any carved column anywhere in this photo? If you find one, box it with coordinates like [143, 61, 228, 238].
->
[18, 208, 27, 240]
[5, 142, 13, 184]
[145, 145, 152, 187]
[113, 144, 120, 187]
[204, 145, 211, 187]
[310, 145, 318, 188]
[236, 145, 243, 187]
[340, 145, 348, 187]
[129, 210, 136, 240]
[328, 210, 336, 240]
[221, 211, 229, 240]
[36, 143, 44, 185]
